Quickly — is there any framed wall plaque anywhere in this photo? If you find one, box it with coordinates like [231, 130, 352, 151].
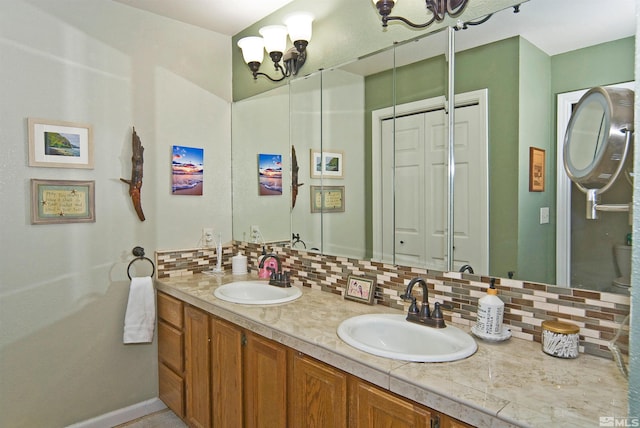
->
[31, 179, 95, 224]
[310, 185, 345, 213]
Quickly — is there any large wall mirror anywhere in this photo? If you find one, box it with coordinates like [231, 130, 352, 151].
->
[231, 0, 635, 295]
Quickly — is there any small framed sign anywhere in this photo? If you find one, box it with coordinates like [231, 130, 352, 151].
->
[529, 147, 545, 192]
[345, 275, 376, 305]
[31, 179, 95, 224]
[310, 185, 345, 213]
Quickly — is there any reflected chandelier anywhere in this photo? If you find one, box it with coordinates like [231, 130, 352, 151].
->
[237, 12, 313, 82]
[372, 0, 469, 28]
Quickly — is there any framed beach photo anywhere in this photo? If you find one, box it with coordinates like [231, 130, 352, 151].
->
[345, 275, 376, 305]
[310, 149, 344, 179]
[31, 179, 95, 224]
[258, 153, 283, 196]
[28, 118, 93, 169]
[172, 146, 204, 195]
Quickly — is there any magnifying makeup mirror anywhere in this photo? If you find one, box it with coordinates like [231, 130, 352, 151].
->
[563, 86, 634, 219]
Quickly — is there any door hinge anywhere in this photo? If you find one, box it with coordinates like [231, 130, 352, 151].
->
[241, 332, 247, 347]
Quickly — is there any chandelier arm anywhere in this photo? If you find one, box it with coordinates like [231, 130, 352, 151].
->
[384, 14, 437, 29]
[446, 0, 469, 17]
[425, 0, 446, 22]
[253, 71, 287, 82]
[274, 62, 292, 78]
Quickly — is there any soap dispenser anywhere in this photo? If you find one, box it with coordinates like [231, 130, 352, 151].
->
[475, 278, 504, 335]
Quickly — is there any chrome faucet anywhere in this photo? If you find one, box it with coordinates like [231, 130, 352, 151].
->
[258, 253, 291, 287]
[459, 264, 474, 274]
[400, 277, 448, 328]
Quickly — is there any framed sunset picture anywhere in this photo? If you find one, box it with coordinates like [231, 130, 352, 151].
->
[258, 153, 283, 196]
[172, 146, 204, 195]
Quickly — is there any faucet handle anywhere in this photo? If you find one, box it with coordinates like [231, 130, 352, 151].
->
[407, 297, 419, 314]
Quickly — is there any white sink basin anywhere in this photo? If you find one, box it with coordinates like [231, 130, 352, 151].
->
[214, 280, 302, 305]
[337, 314, 477, 362]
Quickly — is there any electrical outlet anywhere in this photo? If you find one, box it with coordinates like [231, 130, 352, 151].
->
[540, 207, 550, 224]
[203, 228, 214, 247]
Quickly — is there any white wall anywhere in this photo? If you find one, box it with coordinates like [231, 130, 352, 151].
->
[0, 1, 232, 426]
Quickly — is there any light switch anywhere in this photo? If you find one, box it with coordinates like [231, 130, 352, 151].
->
[540, 207, 550, 224]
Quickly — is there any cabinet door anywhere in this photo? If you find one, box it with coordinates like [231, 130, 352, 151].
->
[157, 292, 185, 418]
[158, 321, 183, 373]
[184, 306, 211, 428]
[349, 378, 433, 428]
[243, 331, 287, 428]
[439, 414, 474, 428]
[157, 292, 183, 328]
[289, 351, 348, 428]
[211, 317, 243, 427]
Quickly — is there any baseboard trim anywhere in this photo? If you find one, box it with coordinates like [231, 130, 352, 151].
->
[66, 397, 167, 428]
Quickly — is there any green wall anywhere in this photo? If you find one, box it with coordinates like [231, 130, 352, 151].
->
[363, 35, 634, 283]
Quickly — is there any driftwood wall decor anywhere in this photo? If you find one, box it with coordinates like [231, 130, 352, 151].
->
[120, 127, 145, 221]
[291, 145, 303, 209]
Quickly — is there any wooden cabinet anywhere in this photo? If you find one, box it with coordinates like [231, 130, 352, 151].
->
[243, 330, 288, 427]
[157, 292, 185, 418]
[349, 377, 433, 427]
[184, 306, 211, 428]
[210, 317, 243, 427]
[288, 351, 348, 428]
[157, 293, 475, 428]
[440, 415, 475, 428]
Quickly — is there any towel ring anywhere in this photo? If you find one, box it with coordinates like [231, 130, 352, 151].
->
[127, 246, 155, 279]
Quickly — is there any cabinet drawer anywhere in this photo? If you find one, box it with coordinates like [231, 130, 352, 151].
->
[158, 321, 184, 373]
[158, 292, 183, 329]
[159, 362, 185, 418]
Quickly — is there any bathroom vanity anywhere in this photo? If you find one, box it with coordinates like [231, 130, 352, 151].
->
[156, 274, 627, 427]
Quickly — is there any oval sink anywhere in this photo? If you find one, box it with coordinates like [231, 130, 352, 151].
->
[337, 314, 477, 362]
[214, 280, 302, 305]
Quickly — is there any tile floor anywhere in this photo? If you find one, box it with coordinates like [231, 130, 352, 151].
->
[116, 409, 186, 428]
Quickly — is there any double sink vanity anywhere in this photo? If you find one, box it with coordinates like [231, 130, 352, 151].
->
[156, 273, 627, 427]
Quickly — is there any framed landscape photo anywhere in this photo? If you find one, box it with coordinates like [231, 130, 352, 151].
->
[321, 150, 344, 178]
[28, 118, 94, 169]
[310, 149, 344, 179]
[345, 275, 376, 304]
[31, 179, 95, 224]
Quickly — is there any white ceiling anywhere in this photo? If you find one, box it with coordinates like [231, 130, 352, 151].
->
[341, 0, 635, 76]
[113, 0, 296, 36]
[114, 0, 635, 74]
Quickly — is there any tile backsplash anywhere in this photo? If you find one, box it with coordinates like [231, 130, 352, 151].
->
[156, 241, 629, 359]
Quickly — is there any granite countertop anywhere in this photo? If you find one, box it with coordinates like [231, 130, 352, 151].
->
[155, 274, 628, 428]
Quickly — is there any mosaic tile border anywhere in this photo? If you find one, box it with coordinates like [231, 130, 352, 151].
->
[156, 242, 630, 359]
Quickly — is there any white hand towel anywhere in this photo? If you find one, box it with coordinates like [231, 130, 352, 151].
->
[123, 276, 155, 344]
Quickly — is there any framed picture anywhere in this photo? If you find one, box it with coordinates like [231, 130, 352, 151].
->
[258, 153, 283, 196]
[31, 179, 95, 224]
[310, 149, 344, 178]
[172, 145, 204, 195]
[529, 147, 545, 192]
[28, 118, 93, 169]
[345, 275, 376, 304]
[310, 185, 345, 213]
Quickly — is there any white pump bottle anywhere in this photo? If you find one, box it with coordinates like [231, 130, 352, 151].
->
[475, 278, 504, 335]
